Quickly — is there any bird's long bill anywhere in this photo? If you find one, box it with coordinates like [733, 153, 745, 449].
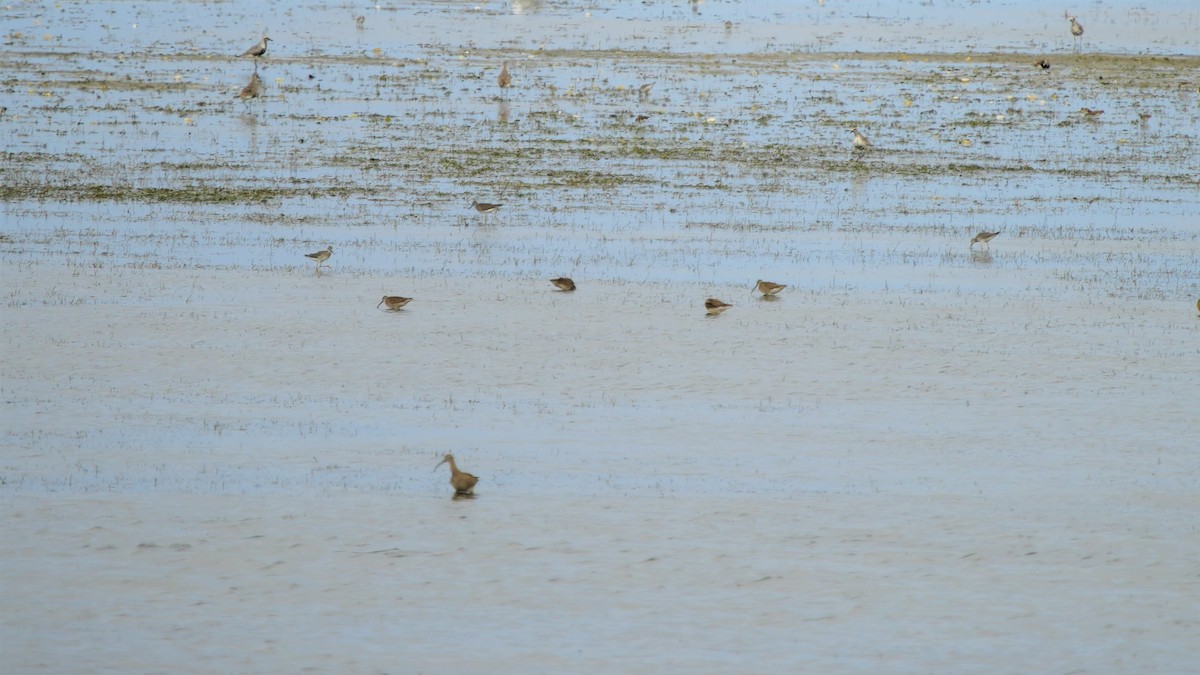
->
[376, 298, 385, 308]
[434, 458, 448, 471]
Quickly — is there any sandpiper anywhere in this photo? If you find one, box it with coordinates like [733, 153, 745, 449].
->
[498, 62, 511, 90]
[435, 453, 479, 495]
[638, 82, 654, 98]
[472, 200, 503, 214]
[1080, 107, 1104, 118]
[705, 298, 732, 316]
[1067, 15, 1084, 52]
[237, 72, 264, 100]
[969, 231, 1000, 250]
[851, 127, 870, 151]
[550, 277, 576, 292]
[305, 245, 333, 269]
[241, 36, 271, 59]
[1033, 59, 1051, 69]
[753, 280, 786, 296]
[377, 296, 412, 310]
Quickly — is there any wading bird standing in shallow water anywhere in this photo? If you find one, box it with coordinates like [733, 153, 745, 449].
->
[970, 231, 1000, 250]
[753, 280, 786, 297]
[849, 127, 868, 149]
[550, 277, 576, 292]
[240, 36, 271, 63]
[377, 296, 412, 311]
[705, 298, 732, 316]
[305, 245, 332, 270]
[435, 453, 479, 495]
[498, 62, 511, 91]
[1067, 14, 1084, 52]
[237, 72, 264, 101]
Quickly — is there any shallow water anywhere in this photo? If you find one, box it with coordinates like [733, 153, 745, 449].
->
[2, 1, 1199, 672]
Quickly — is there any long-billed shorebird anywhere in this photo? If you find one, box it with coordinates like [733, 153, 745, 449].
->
[752, 280, 786, 297]
[1067, 14, 1084, 52]
[970, 231, 1000, 250]
[638, 82, 655, 98]
[550, 277, 576, 292]
[1079, 107, 1104, 118]
[498, 62, 511, 90]
[305, 245, 332, 270]
[705, 298, 732, 316]
[435, 453, 479, 495]
[377, 296, 412, 311]
[237, 72, 264, 101]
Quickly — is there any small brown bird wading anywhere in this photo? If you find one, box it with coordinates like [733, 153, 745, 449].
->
[705, 298, 732, 316]
[377, 296, 412, 311]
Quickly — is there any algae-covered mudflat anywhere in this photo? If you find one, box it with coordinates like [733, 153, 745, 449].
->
[2, 1, 1198, 672]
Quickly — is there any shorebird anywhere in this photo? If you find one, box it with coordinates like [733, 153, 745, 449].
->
[969, 231, 1000, 250]
[237, 72, 264, 101]
[1033, 59, 1051, 69]
[550, 277, 576, 292]
[705, 298, 732, 316]
[638, 82, 654, 98]
[435, 453, 479, 495]
[377, 296, 412, 310]
[305, 245, 332, 269]
[498, 62, 511, 90]
[1079, 107, 1104, 118]
[849, 126, 868, 150]
[752, 280, 786, 296]
[241, 36, 271, 59]
[1067, 14, 1084, 52]
[472, 200, 503, 214]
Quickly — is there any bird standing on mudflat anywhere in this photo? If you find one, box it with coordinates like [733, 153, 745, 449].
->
[550, 277, 576, 292]
[435, 454, 479, 495]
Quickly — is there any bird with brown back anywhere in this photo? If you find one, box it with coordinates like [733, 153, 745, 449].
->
[435, 454, 479, 495]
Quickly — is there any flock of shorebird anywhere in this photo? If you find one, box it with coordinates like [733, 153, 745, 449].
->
[283, 14, 1091, 495]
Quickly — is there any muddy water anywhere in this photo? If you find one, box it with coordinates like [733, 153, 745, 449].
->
[3, 1, 1199, 673]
